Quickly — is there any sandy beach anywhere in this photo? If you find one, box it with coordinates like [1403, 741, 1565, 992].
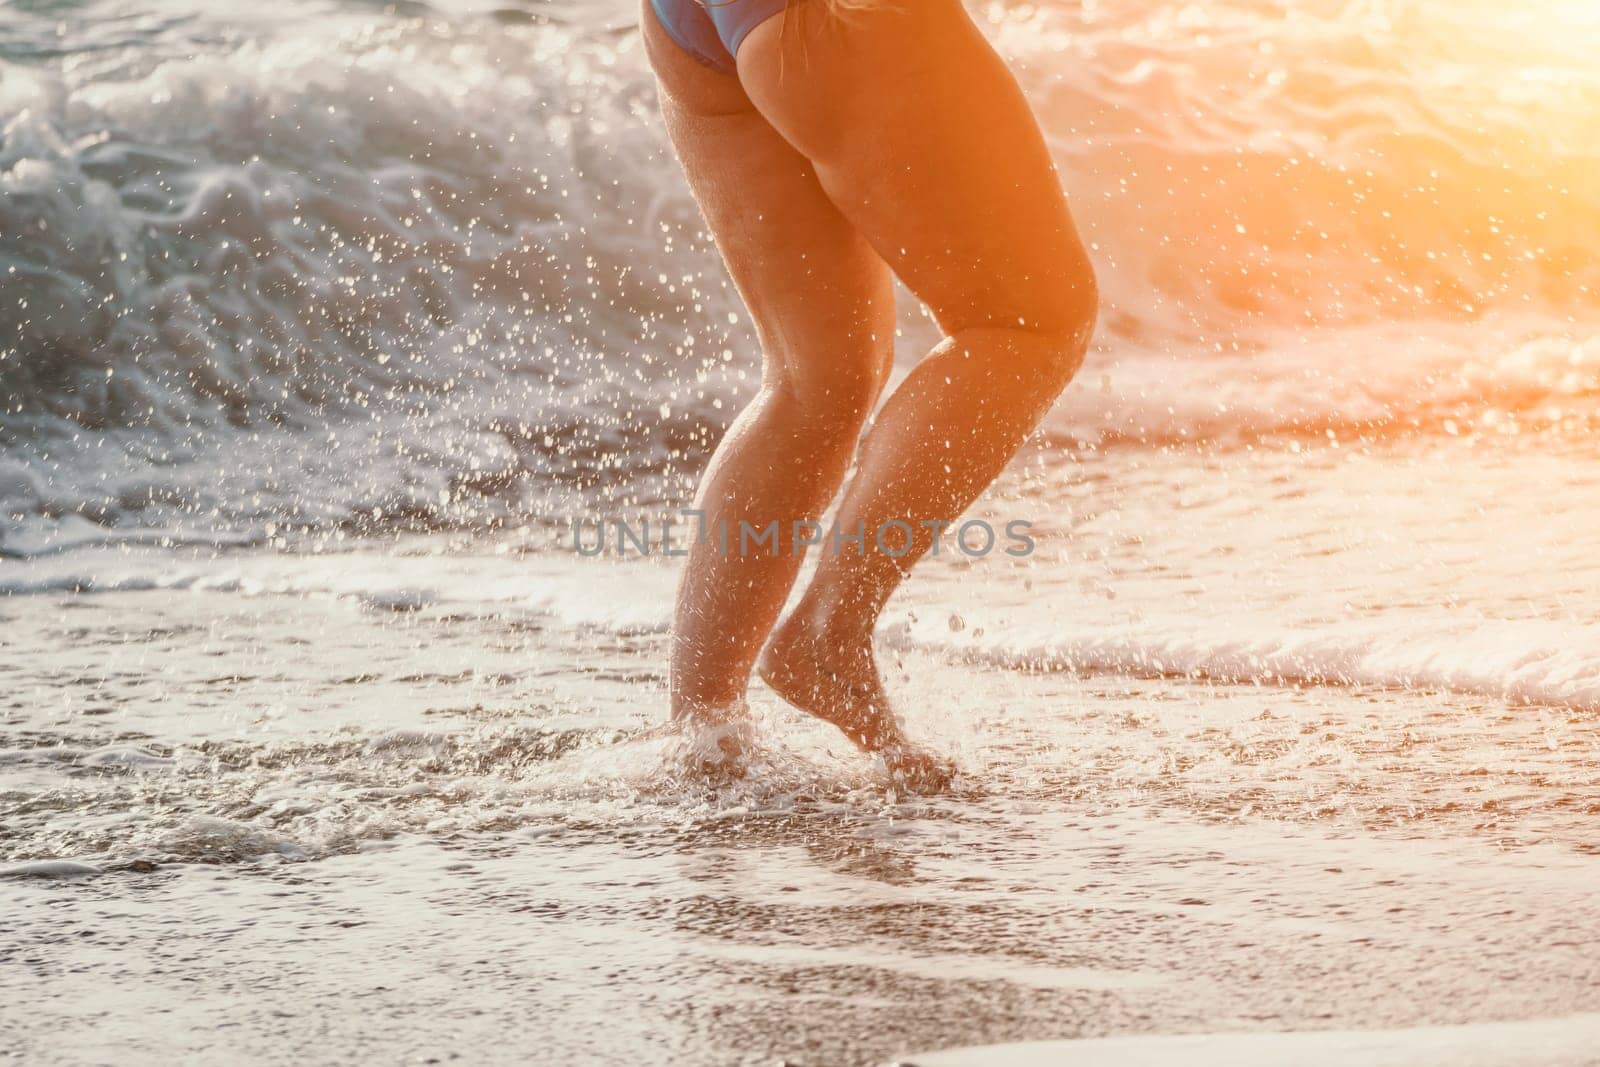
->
[4, 0, 1599, 1061]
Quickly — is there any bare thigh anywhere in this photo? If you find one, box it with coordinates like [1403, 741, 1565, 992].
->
[736, 0, 1096, 338]
[641, 0, 895, 413]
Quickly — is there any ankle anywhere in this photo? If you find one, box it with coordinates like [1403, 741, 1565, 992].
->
[787, 593, 877, 649]
[670, 693, 748, 726]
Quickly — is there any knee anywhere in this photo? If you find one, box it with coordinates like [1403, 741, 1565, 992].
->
[755, 347, 885, 432]
[776, 351, 890, 430]
[1017, 272, 1098, 393]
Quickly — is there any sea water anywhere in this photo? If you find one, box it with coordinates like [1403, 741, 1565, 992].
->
[2, 0, 1598, 1063]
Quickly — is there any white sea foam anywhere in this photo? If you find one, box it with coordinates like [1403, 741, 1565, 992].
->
[892, 613, 1600, 714]
[0, 859, 104, 878]
[4, 533, 1594, 715]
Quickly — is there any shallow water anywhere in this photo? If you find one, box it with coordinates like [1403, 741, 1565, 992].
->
[6, 478, 1600, 1061]
[4, 0, 1600, 1062]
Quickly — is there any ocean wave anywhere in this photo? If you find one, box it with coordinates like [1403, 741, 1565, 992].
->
[1046, 322, 1600, 447]
[2, 0, 1598, 547]
[1, 5, 742, 547]
[5, 542, 1595, 715]
[890, 612, 1600, 715]
[1002, 0, 1600, 341]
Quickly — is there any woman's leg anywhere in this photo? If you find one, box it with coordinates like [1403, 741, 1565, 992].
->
[640, 2, 896, 725]
[739, 0, 1099, 748]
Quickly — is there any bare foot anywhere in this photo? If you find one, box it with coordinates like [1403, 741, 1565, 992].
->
[757, 613, 954, 792]
[647, 707, 753, 786]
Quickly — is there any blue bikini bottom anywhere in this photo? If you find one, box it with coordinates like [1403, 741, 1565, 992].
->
[649, 0, 792, 75]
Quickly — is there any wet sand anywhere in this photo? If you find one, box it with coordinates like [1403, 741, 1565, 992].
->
[5, 578, 1599, 1065]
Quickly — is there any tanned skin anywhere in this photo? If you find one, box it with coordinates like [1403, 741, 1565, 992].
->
[643, 0, 1097, 787]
